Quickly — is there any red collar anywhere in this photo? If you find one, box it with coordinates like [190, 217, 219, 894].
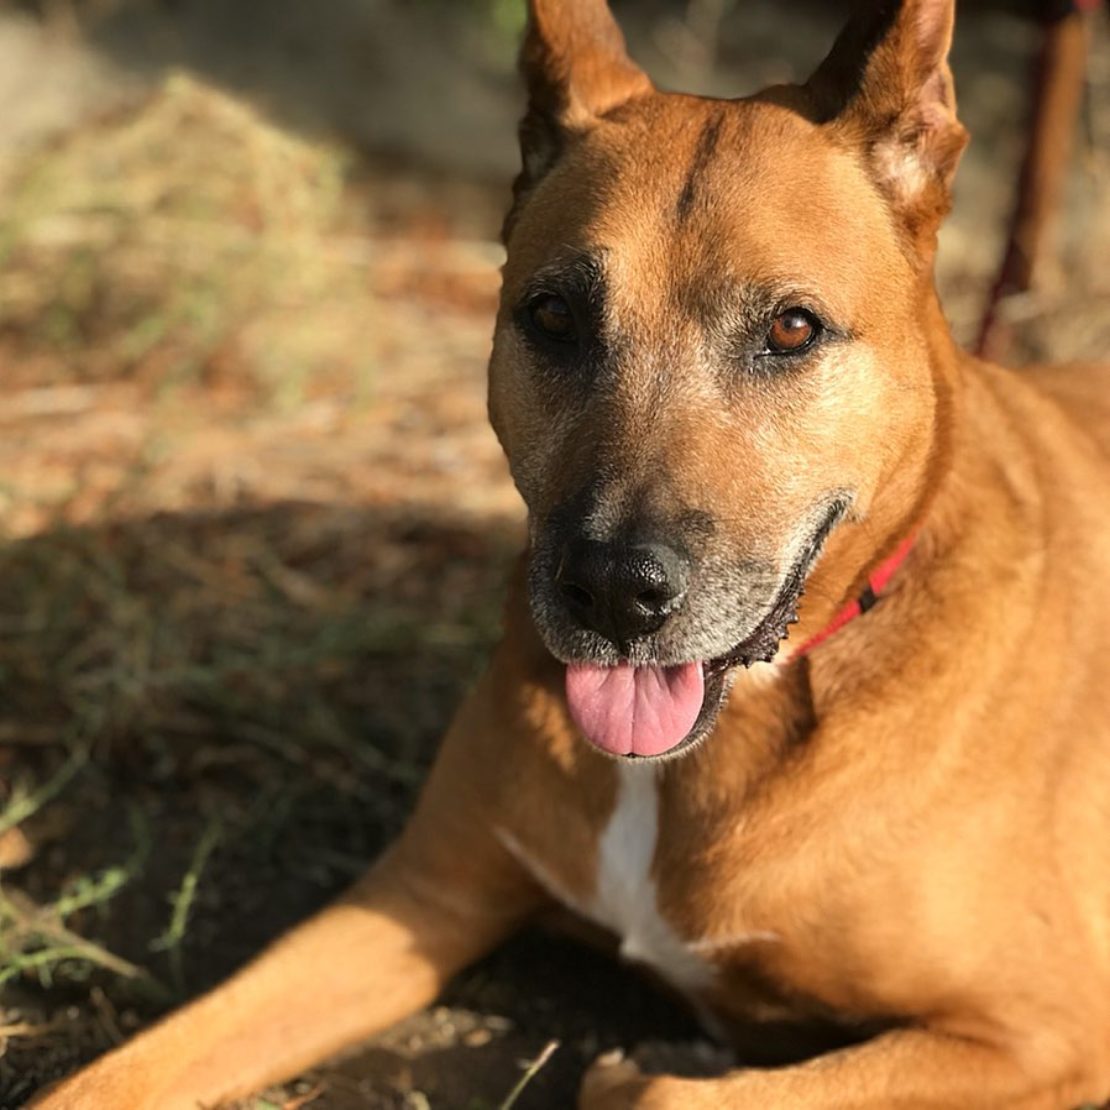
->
[790, 534, 917, 660]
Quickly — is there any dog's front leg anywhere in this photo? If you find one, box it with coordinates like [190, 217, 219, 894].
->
[32, 669, 546, 1110]
[580, 1026, 1099, 1110]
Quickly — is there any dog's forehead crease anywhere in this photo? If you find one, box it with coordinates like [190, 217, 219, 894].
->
[512, 96, 906, 327]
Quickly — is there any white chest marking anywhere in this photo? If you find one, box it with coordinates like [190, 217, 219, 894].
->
[495, 765, 713, 994]
[496, 765, 781, 1001]
[590, 763, 715, 995]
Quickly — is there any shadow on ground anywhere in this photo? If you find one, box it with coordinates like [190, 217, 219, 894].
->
[0, 498, 703, 1109]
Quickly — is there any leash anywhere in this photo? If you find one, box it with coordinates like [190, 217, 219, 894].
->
[791, 534, 917, 660]
[976, 0, 1102, 357]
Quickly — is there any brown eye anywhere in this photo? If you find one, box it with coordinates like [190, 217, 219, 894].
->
[529, 295, 577, 343]
[766, 309, 819, 355]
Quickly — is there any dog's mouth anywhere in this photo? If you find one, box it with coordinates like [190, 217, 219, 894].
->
[564, 501, 847, 762]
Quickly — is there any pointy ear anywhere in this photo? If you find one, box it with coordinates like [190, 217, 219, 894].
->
[806, 0, 968, 256]
[516, 0, 652, 189]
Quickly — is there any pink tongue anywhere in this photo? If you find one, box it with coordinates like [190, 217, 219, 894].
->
[565, 661, 705, 758]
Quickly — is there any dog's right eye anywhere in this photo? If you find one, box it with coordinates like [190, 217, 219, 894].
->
[765, 309, 820, 355]
[528, 295, 578, 344]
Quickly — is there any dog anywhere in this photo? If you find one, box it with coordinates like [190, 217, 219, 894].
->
[32, 0, 1110, 1106]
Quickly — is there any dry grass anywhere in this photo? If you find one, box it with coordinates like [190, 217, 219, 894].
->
[0, 72, 522, 1106]
[0, 73, 357, 395]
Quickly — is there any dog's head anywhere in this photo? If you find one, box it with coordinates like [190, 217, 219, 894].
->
[489, 0, 967, 760]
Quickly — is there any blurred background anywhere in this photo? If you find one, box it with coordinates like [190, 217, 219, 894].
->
[0, 1, 1106, 1106]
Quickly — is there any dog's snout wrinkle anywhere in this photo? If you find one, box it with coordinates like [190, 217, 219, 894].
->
[556, 538, 690, 647]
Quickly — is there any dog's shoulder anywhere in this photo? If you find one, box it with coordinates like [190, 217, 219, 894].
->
[1022, 360, 1110, 459]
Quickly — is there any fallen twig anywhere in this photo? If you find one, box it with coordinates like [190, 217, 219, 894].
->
[498, 1039, 560, 1110]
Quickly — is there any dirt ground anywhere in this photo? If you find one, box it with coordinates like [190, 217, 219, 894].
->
[0, 2, 1108, 1108]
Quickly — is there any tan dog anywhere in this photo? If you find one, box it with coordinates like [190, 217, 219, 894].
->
[33, 1, 1110, 1107]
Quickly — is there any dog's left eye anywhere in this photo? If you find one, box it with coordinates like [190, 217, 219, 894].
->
[528, 295, 577, 344]
[764, 309, 821, 356]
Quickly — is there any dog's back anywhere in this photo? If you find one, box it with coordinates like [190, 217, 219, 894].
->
[1030, 360, 1110, 455]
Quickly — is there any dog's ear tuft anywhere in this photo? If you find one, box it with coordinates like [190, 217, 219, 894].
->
[510, 1, 651, 219]
[806, 0, 968, 253]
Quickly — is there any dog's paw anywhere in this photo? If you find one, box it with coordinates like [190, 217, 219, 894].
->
[628, 1039, 733, 1079]
[578, 1050, 651, 1109]
[578, 1045, 736, 1110]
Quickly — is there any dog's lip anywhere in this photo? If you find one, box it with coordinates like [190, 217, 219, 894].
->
[608, 499, 850, 762]
[606, 496, 846, 675]
[704, 497, 849, 674]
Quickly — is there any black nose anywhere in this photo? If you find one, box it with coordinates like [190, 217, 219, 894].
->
[556, 538, 690, 646]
